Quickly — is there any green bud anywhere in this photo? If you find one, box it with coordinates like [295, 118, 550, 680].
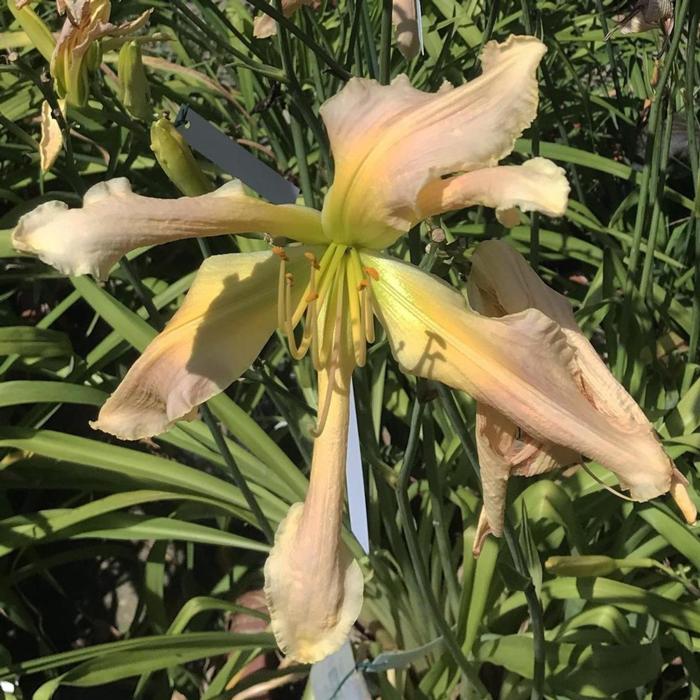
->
[60, 56, 90, 106]
[118, 41, 151, 121]
[7, 1, 55, 62]
[544, 555, 619, 578]
[86, 40, 103, 73]
[150, 117, 213, 196]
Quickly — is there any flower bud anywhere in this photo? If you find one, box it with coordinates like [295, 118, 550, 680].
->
[7, 1, 55, 62]
[545, 555, 619, 577]
[85, 40, 103, 73]
[118, 41, 151, 121]
[150, 118, 212, 196]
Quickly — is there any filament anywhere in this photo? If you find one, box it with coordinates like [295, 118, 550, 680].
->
[361, 269, 377, 343]
[273, 242, 378, 381]
[285, 272, 313, 359]
[313, 261, 347, 437]
[273, 246, 287, 331]
[292, 245, 336, 327]
[307, 244, 346, 327]
[305, 253, 321, 370]
[346, 250, 366, 367]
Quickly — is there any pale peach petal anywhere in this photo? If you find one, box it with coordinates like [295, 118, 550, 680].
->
[467, 239, 696, 523]
[264, 366, 363, 663]
[320, 35, 546, 249]
[362, 251, 679, 509]
[417, 157, 569, 225]
[12, 178, 325, 280]
[392, 0, 419, 59]
[39, 100, 63, 173]
[92, 246, 316, 440]
[467, 240, 652, 429]
[472, 402, 579, 553]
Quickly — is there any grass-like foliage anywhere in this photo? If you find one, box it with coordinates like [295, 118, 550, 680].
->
[0, 0, 699, 697]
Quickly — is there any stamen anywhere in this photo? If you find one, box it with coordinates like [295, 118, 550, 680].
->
[275, 249, 287, 330]
[274, 243, 376, 381]
[347, 249, 370, 368]
[306, 258, 320, 370]
[313, 262, 347, 436]
[306, 245, 346, 327]
[272, 245, 288, 261]
[312, 360, 336, 438]
[362, 284, 375, 343]
[346, 256, 366, 368]
[304, 251, 320, 270]
[318, 261, 344, 370]
[285, 272, 313, 360]
[292, 245, 339, 327]
[356, 254, 376, 344]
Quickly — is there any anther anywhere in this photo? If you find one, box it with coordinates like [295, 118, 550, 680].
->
[364, 267, 380, 281]
[304, 251, 320, 269]
[305, 291, 319, 303]
[285, 272, 294, 286]
[272, 245, 288, 261]
[357, 280, 369, 291]
[276, 250, 287, 330]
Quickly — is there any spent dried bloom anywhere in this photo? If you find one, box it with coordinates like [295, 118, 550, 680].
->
[50, 0, 152, 105]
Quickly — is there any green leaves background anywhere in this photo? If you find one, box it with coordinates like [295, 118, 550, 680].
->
[0, 0, 699, 697]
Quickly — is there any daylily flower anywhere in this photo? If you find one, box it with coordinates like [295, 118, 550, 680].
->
[466, 240, 697, 554]
[50, 0, 152, 105]
[12, 35, 692, 663]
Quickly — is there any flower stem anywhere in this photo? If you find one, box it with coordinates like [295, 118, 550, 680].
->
[201, 405, 275, 544]
[396, 395, 485, 691]
[246, 0, 351, 80]
[616, 0, 692, 381]
[437, 385, 547, 700]
[172, 0, 288, 82]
